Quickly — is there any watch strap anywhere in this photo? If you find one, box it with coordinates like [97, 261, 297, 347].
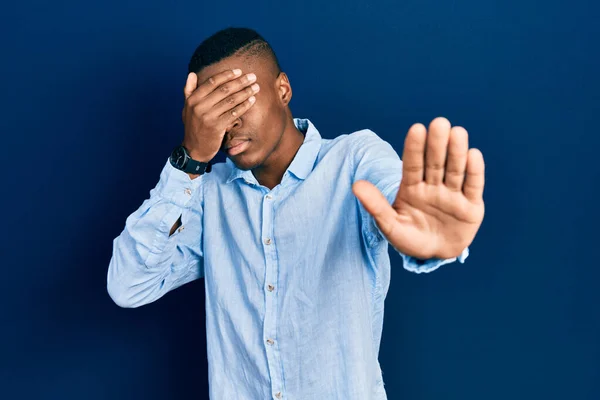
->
[184, 158, 211, 175]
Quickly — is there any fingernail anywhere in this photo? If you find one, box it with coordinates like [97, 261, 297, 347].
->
[233, 69, 242, 76]
[249, 96, 256, 103]
[247, 73, 256, 81]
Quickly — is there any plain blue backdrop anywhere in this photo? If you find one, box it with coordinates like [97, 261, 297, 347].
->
[1, 0, 598, 399]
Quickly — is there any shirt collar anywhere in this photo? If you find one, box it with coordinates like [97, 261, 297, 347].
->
[226, 118, 322, 184]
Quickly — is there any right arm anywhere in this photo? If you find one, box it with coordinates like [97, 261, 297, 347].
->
[106, 158, 205, 308]
[107, 68, 259, 308]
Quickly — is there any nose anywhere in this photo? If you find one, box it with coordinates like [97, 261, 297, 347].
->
[222, 118, 243, 150]
[226, 117, 242, 134]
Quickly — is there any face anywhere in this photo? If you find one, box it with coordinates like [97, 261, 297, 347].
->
[195, 53, 292, 171]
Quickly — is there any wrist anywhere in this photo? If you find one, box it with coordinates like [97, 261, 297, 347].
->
[190, 154, 213, 163]
[181, 142, 213, 163]
[186, 150, 213, 164]
[170, 145, 212, 175]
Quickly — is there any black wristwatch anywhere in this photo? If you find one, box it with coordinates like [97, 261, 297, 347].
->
[169, 145, 212, 175]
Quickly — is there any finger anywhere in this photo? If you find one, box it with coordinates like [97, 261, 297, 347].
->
[183, 72, 198, 99]
[401, 123, 427, 186]
[212, 82, 260, 117]
[190, 68, 244, 101]
[444, 126, 469, 191]
[425, 117, 451, 185]
[463, 148, 485, 202]
[202, 72, 257, 109]
[352, 180, 398, 237]
[218, 95, 257, 128]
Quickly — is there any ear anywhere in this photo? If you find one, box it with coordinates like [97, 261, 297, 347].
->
[277, 72, 292, 106]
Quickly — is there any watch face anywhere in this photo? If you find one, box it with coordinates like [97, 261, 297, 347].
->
[171, 146, 188, 169]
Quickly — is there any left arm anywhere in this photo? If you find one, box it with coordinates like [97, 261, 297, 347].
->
[352, 117, 485, 273]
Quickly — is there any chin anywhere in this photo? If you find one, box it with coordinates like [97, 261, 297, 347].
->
[229, 154, 261, 171]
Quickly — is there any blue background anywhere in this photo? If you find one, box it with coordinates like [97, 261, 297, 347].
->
[2, 0, 599, 399]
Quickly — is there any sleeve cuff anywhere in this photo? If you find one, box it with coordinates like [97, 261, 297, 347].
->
[399, 246, 470, 274]
[155, 157, 204, 208]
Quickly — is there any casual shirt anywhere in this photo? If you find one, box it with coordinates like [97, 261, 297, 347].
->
[107, 117, 469, 399]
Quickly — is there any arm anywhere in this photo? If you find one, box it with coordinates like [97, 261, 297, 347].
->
[352, 129, 469, 273]
[106, 158, 205, 308]
[107, 67, 262, 307]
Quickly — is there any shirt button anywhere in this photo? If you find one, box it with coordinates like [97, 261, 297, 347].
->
[266, 194, 273, 200]
[267, 284, 275, 292]
[177, 226, 184, 233]
[264, 238, 272, 245]
[275, 392, 282, 399]
[184, 188, 192, 196]
[266, 338, 274, 345]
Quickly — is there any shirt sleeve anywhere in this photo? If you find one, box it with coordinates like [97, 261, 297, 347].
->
[107, 157, 205, 307]
[352, 130, 469, 273]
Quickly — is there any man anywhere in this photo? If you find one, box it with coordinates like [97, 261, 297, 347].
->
[107, 27, 485, 400]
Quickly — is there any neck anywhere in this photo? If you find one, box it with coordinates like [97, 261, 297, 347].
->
[252, 118, 305, 189]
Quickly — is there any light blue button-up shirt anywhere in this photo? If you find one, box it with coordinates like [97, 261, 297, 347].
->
[107, 118, 469, 399]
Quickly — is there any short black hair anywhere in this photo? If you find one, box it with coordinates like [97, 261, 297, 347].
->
[188, 27, 282, 75]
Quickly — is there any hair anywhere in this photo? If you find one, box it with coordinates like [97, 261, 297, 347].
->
[188, 27, 282, 76]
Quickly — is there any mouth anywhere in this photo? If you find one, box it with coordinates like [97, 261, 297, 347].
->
[225, 139, 251, 156]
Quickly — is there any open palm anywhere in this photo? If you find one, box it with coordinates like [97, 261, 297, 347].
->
[352, 117, 485, 260]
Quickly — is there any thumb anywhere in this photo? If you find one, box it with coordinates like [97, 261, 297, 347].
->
[352, 180, 397, 236]
[184, 72, 198, 99]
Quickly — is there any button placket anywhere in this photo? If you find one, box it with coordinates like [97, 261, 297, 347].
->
[261, 189, 284, 399]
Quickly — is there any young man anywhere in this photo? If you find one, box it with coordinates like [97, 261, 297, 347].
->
[107, 27, 485, 400]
